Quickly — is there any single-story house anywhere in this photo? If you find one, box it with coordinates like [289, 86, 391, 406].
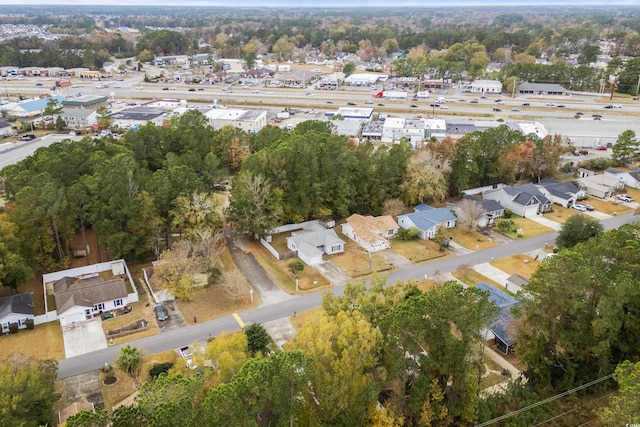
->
[505, 273, 529, 294]
[287, 228, 345, 266]
[0, 118, 14, 138]
[517, 81, 567, 96]
[341, 214, 399, 253]
[604, 168, 640, 189]
[576, 174, 625, 199]
[483, 183, 551, 218]
[477, 283, 519, 355]
[142, 262, 174, 304]
[536, 179, 585, 208]
[397, 204, 457, 240]
[0, 293, 35, 334]
[452, 195, 505, 228]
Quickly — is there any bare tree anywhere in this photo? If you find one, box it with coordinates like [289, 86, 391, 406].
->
[455, 198, 485, 232]
[382, 198, 406, 218]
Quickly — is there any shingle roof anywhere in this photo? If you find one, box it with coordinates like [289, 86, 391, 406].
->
[477, 282, 517, 308]
[400, 207, 456, 232]
[463, 195, 505, 214]
[288, 229, 344, 251]
[491, 306, 518, 347]
[54, 276, 128, 314]
[346, 214, 398, 244]
[0, 293, 35, 319]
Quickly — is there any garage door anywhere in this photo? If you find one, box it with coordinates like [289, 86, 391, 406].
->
[59, 312, 84, 327]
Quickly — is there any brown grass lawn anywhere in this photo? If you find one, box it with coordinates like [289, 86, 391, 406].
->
[501, 217, 554, 239]
[490, 254, 541, 278]
[585, 197, 633, 216]
[179, 246, 261, 325]
[329, 239, 390, 278]
[451, 267, 502, 289]
[139, 349, 178, 384]
[0, 321, 65, 361]
[100, 367, 136, 411]
[267, 232, 290, 253]
[447, 227, 498, 250]
[390, 239, 449, 263]
[625, 187, 640, 200]
[248, 240, 331, 294]
[545, 205, 580, 223]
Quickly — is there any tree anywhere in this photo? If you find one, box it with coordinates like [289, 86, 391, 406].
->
[288, 260, 304, 279]
[202, 331, 249, 384]
[154, 240, 209, 301]
[455, 198, 485, 231]
[170, 192, 222, 241]
[598, 361, 640, 425]
[555, 213, 603, 249]
[0, 354, 58, 427]
[243, 322, 271, 356]
[400, 150, 448, 206]
[115, 345, 142, 384]
[95, 107, 113, 131]
[226, 173, 283, 237]
[66, 409, 110, 427]
[0, 213, 32, 292]
[611, 130, 639, 164]
[382, 198, 406, 218]
[343, 61, 356, 76]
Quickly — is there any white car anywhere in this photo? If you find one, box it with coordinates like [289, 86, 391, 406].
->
[613, 104, 623, 108]
[617, 194, 634, 202]
[438, 105, 448, 109]
[571, 204, 587, 212]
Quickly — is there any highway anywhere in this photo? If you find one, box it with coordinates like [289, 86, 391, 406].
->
[56, 211, 636, 380]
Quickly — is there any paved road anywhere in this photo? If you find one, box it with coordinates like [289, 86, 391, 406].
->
[56, 212, 636, 380]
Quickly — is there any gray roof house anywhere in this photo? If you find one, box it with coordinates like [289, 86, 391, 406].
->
[478, 283, 519, 355]
[454, 195, 506, 227]
[484, 183, 551, 218]
[0, 118, 15, 138]
[54, 275, 129, 327]
[604, 168, 640, 190]
[397, 204, 457, 240]
[287, 228, 345, 266]
[517, 81, 567, 96]
[536, 179, 586, 208]
[0, 293, 35, 334]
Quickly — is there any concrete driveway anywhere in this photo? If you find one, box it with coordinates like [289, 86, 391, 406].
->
[528, 215, 562, 231]
[314, 261, 352, 287]
[63, 318, 107, 358]
[473, 263, 511, 286]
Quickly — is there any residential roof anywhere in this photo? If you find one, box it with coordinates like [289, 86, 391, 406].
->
[491, 306, 518, 347]
[502, 183, 549, 206]
[577, 174, 624, 190]
[463, 195, 505, 214]
[0, 293, 35, 319]
[288, 228, 344, 251]
[477, 282, 517, 308]
[400, 207, 456, 231]
[346, 214, 399, 245]
[54, 275, 128, 314]
[538, 179, 580, 196]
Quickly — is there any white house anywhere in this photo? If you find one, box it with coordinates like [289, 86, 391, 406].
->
[604, 168, 640, 189]
[576, 174, 625, 199]
[43, 260, 138, 327]
[484, 184, 551, 218]
[60, 108, 98, 130]
[0, 293, 35, 334]
[341, 214, 399, 253]
[205, 108, 267, 133]
[535, 179, 586, 208]
[287, 229, 345, 266]
[397, 204, 457, 240]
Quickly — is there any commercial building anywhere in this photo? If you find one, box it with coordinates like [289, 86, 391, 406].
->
[205, 108, 267, 133]
[61, 95, 109, 110]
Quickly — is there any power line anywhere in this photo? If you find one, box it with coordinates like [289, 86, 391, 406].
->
[474, 373, 614, 427]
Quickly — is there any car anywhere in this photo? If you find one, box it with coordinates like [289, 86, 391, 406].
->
[326, 101, 333, 104]
[68, 131, 76, 136]
[364, 100, 373, 104]
[595, 145, 607, 151]
[613, 104, 623, 108]
[411, 97, 419, 101]
[410, 104, 418, 108]
[495, 100, 505, 105]
[583, 204, 595, 211]
[251, 90, 260, 94]
[19, 134, 36, 141]
[480, 95, 487, 99]
[347, 102, 356, 106]
[470, 99, 479, 104]
[592, 114, 602, 118]
[576, 112, 584, 115]
[494, 99, 503, 103]
[35, 82, 43, 86]
[522, 102, 530, 106]
[458, 99, 466, 102]
[556, 104, 565, 108]
[492, 108, 501, 112]
[511, 108, 520, 112]
[546, 102, 555, 106]
[378, 103, 385, 106]
[162, 87, 170, 91]
[617, 194, 634, 202]
[572, 150, 580, 156]
[571, 204, 587, 212]
[438, 105, 448, 109]
[306, 92, 313, 97]
[604, 105, 614, 109]
[197, 88, 205, 91]
[154, 305, 168, 321]
[188, 88, 196, 92]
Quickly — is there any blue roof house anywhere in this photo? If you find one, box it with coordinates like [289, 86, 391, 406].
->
[9, 96, 64, 118]
[477, 283, 519, 355]
[397, 204, 457, 239]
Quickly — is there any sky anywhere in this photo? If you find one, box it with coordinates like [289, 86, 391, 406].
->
[1, 0, 633, 5]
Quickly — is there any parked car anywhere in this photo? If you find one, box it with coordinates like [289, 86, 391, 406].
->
[571, 204, 587, 212]
[347, 102, 356, 106]
[583, 204, 595, 211]
[595, 145, 607, 151]
[470, 99, 479, 104]
[154, 305, 168, 321]
[617, 194, 634, 202]
[19, 134, 36, 141]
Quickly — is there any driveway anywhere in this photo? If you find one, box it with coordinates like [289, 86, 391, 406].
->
[314, 261, 352, 287]
[377, 249, 412, 268]
[472, 263, 511, 286]
[156, 300, 186, 332]
[528, 215, 562, 231]
[584, 210, 612, 220]
[63, 318, 108, 358]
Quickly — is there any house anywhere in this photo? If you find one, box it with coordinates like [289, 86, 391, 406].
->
[0, 118, 15, 138]
[341, 214, 399, 253]
[536, 179, 586, 208]
[44, 260, 138, 327]
[477, 283, 519, 355]
[142, 262, 174, 304]
[452, 195, 505, 227]
[576, 174, 625, 198]
[483, 183, 551, 218]
[287, 228, 345, 266]
[397, 204, 457, 240]
[0, 293, 35, 334]
[604, 168, 640, 189]
[505, 273, 529, 294]
[60, 108, 98, 130]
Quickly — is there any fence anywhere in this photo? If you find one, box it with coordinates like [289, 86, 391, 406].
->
[259, 237, 297, 261]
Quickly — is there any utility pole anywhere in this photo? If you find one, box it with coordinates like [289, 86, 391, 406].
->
[636, 74, 640, 96]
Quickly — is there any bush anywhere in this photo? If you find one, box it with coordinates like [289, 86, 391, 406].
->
[8, 323, 19, 334]
[25, 318, 35, 330]
[497, 219, 516, 233]
[503, 209, 514, 219]
[149, 362, 174, 379]
[396, 227, 421, 241]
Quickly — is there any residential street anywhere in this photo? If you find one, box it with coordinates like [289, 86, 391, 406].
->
[56, 212, 637, 380]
